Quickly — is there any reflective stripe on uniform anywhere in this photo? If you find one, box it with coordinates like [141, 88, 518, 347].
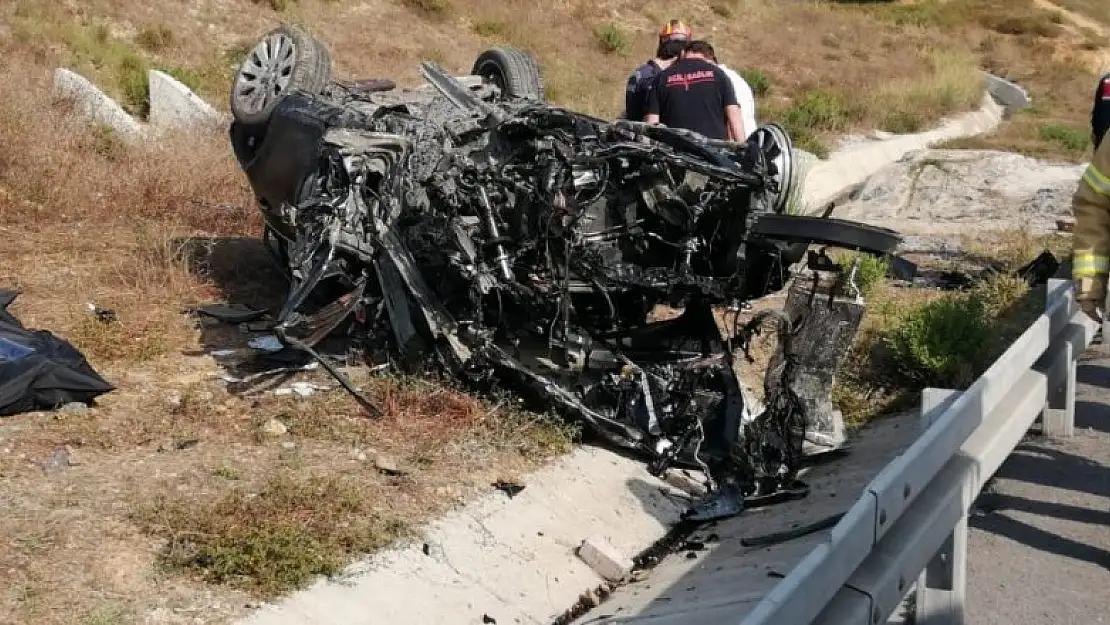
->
[1082, 164, 1110, 196]
[1073, 253, 1110, 276]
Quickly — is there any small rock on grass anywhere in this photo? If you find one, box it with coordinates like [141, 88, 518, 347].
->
[42, 447, 72, 474]
[373, 453, 409, 476]
[260, 418, 288, 437]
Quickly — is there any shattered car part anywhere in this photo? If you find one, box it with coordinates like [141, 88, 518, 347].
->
[227, 25, 903, 507]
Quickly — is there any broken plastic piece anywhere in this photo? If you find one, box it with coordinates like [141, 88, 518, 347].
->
[492, 481, 526, 498]
[185, 302, 268, 324]
[248, 336, 284, 352]
[740, 511, 846, 547]
[681, 484, 745, 523]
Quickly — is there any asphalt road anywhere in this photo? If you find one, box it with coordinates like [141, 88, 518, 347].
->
[965, 343, 1110, 625]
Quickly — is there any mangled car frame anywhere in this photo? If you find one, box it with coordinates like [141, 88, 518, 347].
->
[227, 25, 903, 518]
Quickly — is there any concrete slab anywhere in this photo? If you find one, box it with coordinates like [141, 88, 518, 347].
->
[236, 446, 689, 625]
[570, 413, 922, 625]
[148, 70, 224, 132]
[52, 68, 144, 141]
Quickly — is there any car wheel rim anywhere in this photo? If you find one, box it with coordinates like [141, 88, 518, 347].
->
[234, 32, 297, 114]
[477, 62, 508, 97]
[751, 124, 796, 214]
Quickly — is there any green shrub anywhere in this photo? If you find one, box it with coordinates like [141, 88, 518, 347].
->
[781, 89, 862, 133]
[837, 252, 890, 297]
[1040, 123, 1089, 152]
[118, 52, 151, 116]
[880, 274, 1031, 388]
[882, 110, 926, 134]
[594, 23, 628, 54]
[740, 68, 771, 97]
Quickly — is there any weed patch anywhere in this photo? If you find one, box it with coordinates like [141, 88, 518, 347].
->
[836, 252, 890, 298]
[135, 24, 174, 52]
[1040, 123, 1090, 152]
[880, 274, 1035, 388]
[134, 472, 411, 596]
[402, 0, 451, 17]
[740, 68, 772, 97]
[473, 19, 508, 38]
[594, 23, 628, 54]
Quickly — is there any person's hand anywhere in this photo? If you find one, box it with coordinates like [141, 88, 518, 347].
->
[1079, 299, 1103, 324]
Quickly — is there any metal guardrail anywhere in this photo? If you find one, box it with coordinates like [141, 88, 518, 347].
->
[739, 278, 1099, 625]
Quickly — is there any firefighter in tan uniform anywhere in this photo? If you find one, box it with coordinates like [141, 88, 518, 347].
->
[1072, 134, 1110, 322]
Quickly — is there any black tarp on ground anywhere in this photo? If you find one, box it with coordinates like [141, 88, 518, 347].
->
[0, 290, 114, 416]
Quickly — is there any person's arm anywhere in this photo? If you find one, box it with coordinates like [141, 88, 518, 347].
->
[716, 68, 741, 141]
[725, 105, 745, 143]
[622, 71, 640, 120]
[645, 79, 662, 124]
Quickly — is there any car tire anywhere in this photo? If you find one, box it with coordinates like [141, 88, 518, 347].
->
[471, 47, 545, 101]
[230, 25, 332, 126]
[750, 215, 903, 255]
[747, 123, 797, 215]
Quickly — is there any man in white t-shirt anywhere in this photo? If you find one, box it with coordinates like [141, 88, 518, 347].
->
[697, 41, 758, 141]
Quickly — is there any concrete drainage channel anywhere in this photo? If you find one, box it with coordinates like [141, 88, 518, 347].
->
[55, 66, 1027, 625]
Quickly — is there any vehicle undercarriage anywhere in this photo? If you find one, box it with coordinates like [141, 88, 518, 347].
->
[227, 25, 903, 520]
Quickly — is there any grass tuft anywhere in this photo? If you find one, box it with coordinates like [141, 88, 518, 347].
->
[134, 472, 412, 596]
[836, 252, 890, 298]
[1039, 123, 1090, 152]
[135, 24, 174, 51]
[880, 273, 1035, 388]
[594, 23, 628, 54]
[401, 0, 451, 17]
[740, 68, 772, 97]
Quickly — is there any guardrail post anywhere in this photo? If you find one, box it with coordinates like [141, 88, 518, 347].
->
[1042, 278, 1077, 438]
[915, 389, 967, 625]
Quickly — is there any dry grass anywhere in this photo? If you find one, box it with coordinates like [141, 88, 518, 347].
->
[0, 53, 575, 624]
[3, 0, 1102, 157]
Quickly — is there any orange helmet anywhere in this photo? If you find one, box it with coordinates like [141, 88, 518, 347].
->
[658, 19, 692, 44]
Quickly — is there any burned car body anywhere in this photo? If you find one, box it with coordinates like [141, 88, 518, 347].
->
[227, 26, 902, 515]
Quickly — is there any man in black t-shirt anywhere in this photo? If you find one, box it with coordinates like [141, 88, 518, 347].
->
[644, 40, 744, 142]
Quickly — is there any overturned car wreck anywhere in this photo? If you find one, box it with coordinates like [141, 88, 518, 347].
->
[227, 26, 903, 519]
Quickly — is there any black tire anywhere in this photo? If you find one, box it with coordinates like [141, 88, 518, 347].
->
[230, 25, 332, 126]
[750, 215, 903, 255]
[471, 47, 545, 101]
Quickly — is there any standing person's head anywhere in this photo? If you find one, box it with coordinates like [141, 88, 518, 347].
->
[656, 19, 692, 61]
[683, 40, 717, 63]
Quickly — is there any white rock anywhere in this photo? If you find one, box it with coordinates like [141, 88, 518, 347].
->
[260, 418, 287, 437]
